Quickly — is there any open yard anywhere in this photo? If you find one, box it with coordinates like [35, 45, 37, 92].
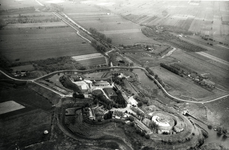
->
[0, 27, 97, 62]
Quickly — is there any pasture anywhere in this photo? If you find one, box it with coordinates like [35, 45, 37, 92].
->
[0, 27, 97, 62]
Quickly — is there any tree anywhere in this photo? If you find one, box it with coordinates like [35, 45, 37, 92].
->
[107, 37, 112, 44]
[128, 116, 134, 122]
[145, 134, 150, 139]
[138, 102, 143, 107]
[217, 127, 222, 136]
[222, 128, 227, 135]
[150, 121, 159, 131]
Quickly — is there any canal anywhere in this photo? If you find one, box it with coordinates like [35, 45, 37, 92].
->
[188, 116, 229, 148]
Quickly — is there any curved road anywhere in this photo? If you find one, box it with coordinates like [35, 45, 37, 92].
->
[1, 66, 228, 104]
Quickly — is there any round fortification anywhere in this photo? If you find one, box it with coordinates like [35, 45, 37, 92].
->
[151, 111, 175, 134]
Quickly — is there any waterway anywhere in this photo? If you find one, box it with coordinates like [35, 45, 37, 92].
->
[188, 117, 229, 148]
[133, 69, 157, 89]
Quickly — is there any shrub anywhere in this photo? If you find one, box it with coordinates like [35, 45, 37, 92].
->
[145, 134, 150, 139]
[208, 125, 212, 130]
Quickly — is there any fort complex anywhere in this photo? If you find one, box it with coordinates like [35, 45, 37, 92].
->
[0, 0, 228, 150]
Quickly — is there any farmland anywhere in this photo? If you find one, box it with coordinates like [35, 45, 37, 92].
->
[0, 27, 96, 62]
[104, 0, 229, 43]
[0, 81, 53, 149]
[169, 49, 229, 90]
[57, 1, 159, 46]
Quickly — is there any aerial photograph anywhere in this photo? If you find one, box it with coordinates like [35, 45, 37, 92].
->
[0, 0, 228, 149]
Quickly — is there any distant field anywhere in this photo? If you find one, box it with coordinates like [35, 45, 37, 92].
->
[0, 27, 97, 62]
[0, 0, 40, 10]
[4, 22, 67, 28]
[99, 0, 229, 44]
[60, 2, 159, 45]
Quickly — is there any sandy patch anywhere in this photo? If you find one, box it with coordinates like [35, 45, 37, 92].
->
[0, 101, 25, 115]
[72, 53, 104, 61]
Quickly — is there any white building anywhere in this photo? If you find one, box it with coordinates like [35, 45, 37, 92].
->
[127, 96, 138, 106]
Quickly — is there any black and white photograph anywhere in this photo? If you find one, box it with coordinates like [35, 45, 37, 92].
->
[0, 0, 229, 149]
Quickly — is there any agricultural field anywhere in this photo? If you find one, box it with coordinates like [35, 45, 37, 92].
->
[125, 51, 176, 67]
[77, 57, 106, 67]
[147, 49, 229, 101]
[170, 49, 229, 90]
[72, 53, 106, 67]
[0, 81, 53, 149]
[52, 1, 159, 46]
[0, 27, 97, 62]
[152, 66, 216, 100]
[96, 0, 229, 44]
[0, 0, 40, 10]
[181, 35, 229, 61]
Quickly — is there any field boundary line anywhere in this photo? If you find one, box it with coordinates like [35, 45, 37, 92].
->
[52, 12, 91, 43]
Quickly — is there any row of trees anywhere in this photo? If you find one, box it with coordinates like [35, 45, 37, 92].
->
[160, 63, 181, 76]
[89, 28, 112, 44]
[145, 67, 154, 76]
[91, 40, 107, 54]
[59, 75, 82, 93]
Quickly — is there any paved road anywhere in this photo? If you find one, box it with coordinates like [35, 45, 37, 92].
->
[53, 12, 91, 43]
[1, 66, 228, 104]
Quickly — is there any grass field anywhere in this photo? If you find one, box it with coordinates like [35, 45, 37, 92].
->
[0, 83, 53, 149]
[0, 109, 52, 149]
[0, 27, 97, 62]
[152, 66, 214, 99]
